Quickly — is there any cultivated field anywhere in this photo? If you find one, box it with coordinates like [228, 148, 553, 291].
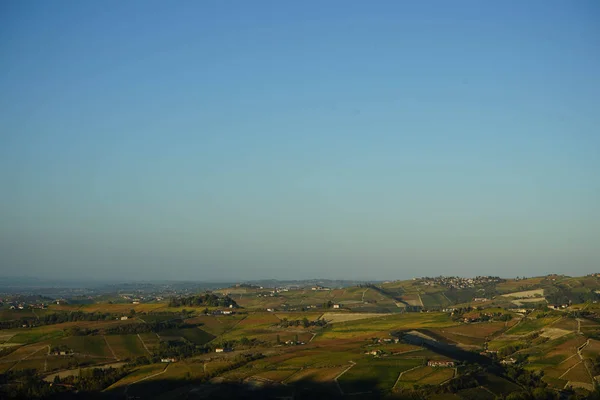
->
[52, 336, 113, 358]
[399, 366, 455, 388]
[321, 312, 390, 324]
[285, 366, 346, 383]
[339, 357, 423, 393]
[500, 289, 544, 298]
[105, 334, 148, 359]
[506, 316, 561, 335]
[440, 321, 506, 338]
[3, 276, 600, 398]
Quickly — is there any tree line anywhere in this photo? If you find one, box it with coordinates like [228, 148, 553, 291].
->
[168, 293, 238, 308]
[0, 311, 117, 330]
[104, 320, 191, 335]
[277, 317, 327, 328]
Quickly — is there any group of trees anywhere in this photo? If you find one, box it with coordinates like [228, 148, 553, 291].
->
[104, 319, 190, 335]
[156, 339, 207, 359]
[0, 310, 117, 330]
[322, 300, 335, 309]
[65, 326, 97, 336]
[474, 312, 514, 323]
[0, 366, 130, 399]
[277, 317, 327, 328]
[58, 366, 130, 392]
[0, 369, 59, 399]
[168, 293, 238, 308]
[449, 307, 513, 323]
[546, 286, 600, 305]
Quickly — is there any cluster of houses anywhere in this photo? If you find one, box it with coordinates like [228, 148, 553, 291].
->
[119, 293, 156, 304]
[480, 352, 518, 365]
[375, 338, 400, 344]
[365, 337, 402, 356]
[472, 297, 489, 302]
[427, 360, 455, 368]
[416, 276, 503, 290]
[283, 340, 305, 346]
[212, 308, 235, 316]
[455, 310, 510, 324]
[161, 357, 177, 363]
[51, 350, 74, 356]
[7, 302, 49, 310]
[267, 304, 343, 312]
[548, 304, 569, 310]
[257, 288, 290, 298]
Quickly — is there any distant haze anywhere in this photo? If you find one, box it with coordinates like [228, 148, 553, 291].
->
[1, 1, 599, 281]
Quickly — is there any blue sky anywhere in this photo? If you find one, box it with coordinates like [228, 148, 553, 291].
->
[1, 1, 599, 281]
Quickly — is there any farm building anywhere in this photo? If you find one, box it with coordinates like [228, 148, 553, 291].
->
[120, 316, 128, 320]
[548, 304, 568, 310]
[333, 304, 341, 309]
[428, 360, 455, 367]
[215, 348, 232, 353]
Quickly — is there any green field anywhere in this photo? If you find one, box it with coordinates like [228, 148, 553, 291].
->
[252, 368, 299, 382]
[106, 363, 167, 390]
[138, 333, 161, 352]
[7, 328, 65, 344]
[105, 334, 148, 359]
[421, 293, 452, 308]
[140, 314, 182, 323]
[184, 315, 244, 337]
[159, 327, 215, 345]
[0, 344, 48, 362]
[338, 357, 424, 393]
[480, 373, 522, 395]
[506, 316, 560, 335]
[457, 386, 495, 400]
[51, 336, 112, 358]
[318, 312, 458, 340]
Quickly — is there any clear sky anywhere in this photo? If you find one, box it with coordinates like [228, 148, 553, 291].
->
[1, 1, 599, 281]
